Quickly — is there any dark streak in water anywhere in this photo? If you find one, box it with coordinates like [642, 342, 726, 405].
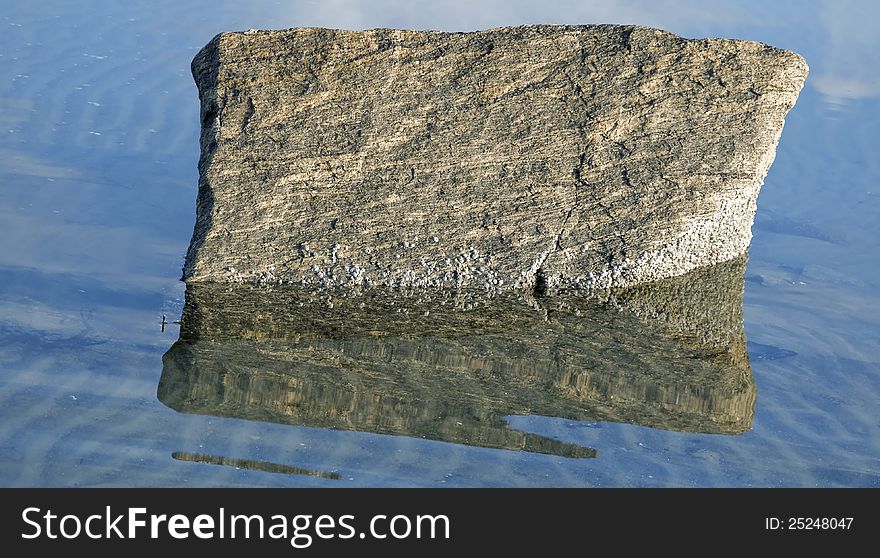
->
[171, 452, 341, 480]
[747, 341, 798, 361]
[753, 212, 839, 244]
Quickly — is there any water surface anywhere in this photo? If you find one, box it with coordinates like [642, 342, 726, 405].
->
[1, 0, 878, 486]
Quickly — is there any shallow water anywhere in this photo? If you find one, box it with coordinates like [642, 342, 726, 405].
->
[1, 0, 878, 487]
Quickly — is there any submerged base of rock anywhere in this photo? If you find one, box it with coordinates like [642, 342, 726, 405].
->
[184, 24, 806, 292]
[160, 256, 754, 457]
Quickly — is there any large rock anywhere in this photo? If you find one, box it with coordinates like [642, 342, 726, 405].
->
[159, 256, 755, 458]
[184, 25, 807, 291]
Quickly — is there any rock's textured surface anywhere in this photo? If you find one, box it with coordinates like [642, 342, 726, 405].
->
[185, 25, 807, 291]
[159, 256, 755, 457]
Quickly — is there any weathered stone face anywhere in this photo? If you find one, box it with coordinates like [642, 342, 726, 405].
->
[184, 25, 806, 292]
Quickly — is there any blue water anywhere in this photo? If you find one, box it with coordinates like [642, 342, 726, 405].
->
[1, 0, 878, 486]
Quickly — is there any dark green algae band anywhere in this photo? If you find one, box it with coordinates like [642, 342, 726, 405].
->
[159, 256, 753, 459]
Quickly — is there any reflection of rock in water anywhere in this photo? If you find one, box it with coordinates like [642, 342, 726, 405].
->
[159, 256, 754, 459]
[171, 452, 341, 479]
